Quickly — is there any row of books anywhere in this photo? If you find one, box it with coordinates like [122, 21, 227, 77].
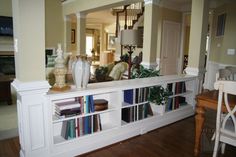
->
[54, 95, 103, 140]
[167, 81, 186, 95]
[61, 115, 102, 140]
[123, 87, 149, 105]
[166, 96, 188, 111]
[122, 103, 153, 123]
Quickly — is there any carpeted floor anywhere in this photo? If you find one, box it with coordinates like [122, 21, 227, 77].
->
[0, 102, 18, 140]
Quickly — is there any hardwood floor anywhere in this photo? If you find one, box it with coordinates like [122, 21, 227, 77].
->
[1, 116, 236, 157]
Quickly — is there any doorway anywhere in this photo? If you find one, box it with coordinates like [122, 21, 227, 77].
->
[160, 21, 181, 75]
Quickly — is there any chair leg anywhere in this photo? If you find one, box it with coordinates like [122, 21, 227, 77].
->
[221, 143, 226, 154]
[213, 134, 220, 157]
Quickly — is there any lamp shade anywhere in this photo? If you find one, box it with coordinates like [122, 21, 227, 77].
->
[120, 29, 142, 46]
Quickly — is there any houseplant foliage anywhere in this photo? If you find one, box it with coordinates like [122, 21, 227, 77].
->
[148, 86, 172, 105]
[95, 66, 108, 82]
[131, 65, 160, 79]
[148, 85, 172, 115]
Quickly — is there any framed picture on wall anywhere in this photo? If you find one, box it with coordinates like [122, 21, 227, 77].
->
[107, 33, 116, 50]
[71, 29, 76, 43]
[216, 13, 226, 37]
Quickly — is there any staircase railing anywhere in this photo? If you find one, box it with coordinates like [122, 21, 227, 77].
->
[113, 2, 144, 37]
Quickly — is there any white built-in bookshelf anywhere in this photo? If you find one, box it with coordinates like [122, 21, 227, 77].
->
[45, 74, 197, 157]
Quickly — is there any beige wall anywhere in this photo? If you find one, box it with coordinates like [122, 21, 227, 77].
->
[71, 22, 77, 51]
[0, 0, 13, 50]
[209, 2, 236, 65]
[45, 0, 64, 49]
[0, 0, 12, 16]
[0, 0, 64, 52]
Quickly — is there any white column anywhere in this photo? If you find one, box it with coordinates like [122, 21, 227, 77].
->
[12, 0, 51, 156]
[76, 12, 86, 55]
[12, 80, 50, 157]
[63, 15, 71, 52]
[12, 0, 45, 81]
[185, 0, 209, 92]
[142, 0, 160, 69]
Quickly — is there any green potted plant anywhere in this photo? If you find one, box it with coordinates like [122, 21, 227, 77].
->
[131, 65, 160, 79]
[148, 86, 172, 115]
[95, 66, 108, 82]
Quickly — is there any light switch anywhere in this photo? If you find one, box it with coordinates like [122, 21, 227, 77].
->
[227, 49, 235, 55]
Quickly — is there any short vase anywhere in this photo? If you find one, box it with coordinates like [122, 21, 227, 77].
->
[150, 103, 166, 115]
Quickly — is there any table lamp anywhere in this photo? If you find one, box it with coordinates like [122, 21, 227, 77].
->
[120, 29, 142, 79]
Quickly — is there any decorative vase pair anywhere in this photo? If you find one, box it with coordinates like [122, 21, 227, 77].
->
[72, 56, 90, 89]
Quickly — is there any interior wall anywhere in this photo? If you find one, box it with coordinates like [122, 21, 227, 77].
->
[45, 0, 64, 49]
[71, 22, 77, 52]
[0, 0, 13, 52]
[0, 0, 64, 52]
[209, 2, 236, 65]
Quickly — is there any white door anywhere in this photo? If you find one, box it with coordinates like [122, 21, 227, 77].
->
[160, 21, 181, 75]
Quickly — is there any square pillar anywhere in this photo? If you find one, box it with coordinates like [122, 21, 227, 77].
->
[63, 15, 71, 52]
[142, 0, 160, 69]
[76, 13, 86, 55]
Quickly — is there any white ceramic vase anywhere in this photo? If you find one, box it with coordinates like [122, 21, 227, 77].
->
[72, 57, 90, 89]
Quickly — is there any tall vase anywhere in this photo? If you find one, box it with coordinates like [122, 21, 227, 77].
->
[72, 56, 90, 89]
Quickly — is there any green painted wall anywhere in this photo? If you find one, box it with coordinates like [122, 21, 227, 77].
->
[209, 3, 236, 65]
[45, 0, 64, 49]
[0, 0, 63, 51]
[0, 0, 13, 50]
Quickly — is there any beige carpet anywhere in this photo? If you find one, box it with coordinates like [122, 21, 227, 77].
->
[0, 102, 18, 140]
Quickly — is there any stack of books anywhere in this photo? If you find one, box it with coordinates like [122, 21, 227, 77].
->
[55, 100, 81, 118]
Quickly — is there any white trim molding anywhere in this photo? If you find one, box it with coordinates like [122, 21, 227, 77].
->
[184, 67, 206, 76]
[12, 79, 50, 94]
[141, 61, 158, 69]
[204, 61, 236, 90]
[63, 15, 71, 22]
[12, 79, 51, 157]
[76, 12, 86, 19]
[144, 0, 161, 6]
[62, 0, 75, 5]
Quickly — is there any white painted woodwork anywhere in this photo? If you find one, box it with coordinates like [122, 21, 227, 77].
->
[14, 75, 198, 157]
[204, 61, 236, 90]
[12, 80, 51, 157]
[213, 81, 236, 157]
[160, 21, 181, 75]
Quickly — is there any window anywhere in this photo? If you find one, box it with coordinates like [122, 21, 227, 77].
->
[216, 13, 226, 37]
[86, 36, 93, 56]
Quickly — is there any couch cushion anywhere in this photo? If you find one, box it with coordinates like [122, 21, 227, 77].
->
[109, 62, 128, 80]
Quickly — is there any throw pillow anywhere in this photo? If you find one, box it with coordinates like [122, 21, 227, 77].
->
[47, 55, 57, 67]
[109, 62, 128, 80]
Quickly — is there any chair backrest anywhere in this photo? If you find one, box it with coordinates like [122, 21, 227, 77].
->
[214, 81, 236, 137]
[225, 66, 236, 80]
[216, 69, 233, 81]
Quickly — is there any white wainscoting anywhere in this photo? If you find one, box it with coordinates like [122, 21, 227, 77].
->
[204, 61, 236, 90]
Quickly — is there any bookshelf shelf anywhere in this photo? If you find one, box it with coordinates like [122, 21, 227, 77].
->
[169, 90, 193, 98]
[46, 74, 197, 156]
[52, 108, 117, 123]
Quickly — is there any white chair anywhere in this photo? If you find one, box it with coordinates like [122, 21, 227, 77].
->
[225, 66, 236, 80]
[212, 81, 236, 157]
[216, 69, 233, 81]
